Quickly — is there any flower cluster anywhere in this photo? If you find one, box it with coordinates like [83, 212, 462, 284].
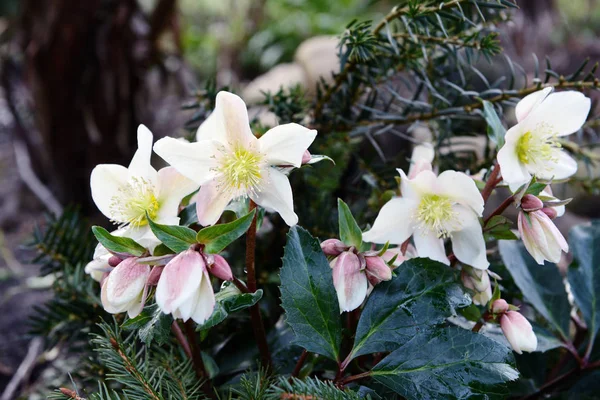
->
[86, 91, 318, 322]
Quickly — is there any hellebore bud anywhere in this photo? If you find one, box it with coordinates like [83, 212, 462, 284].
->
[541, 207, 558, 220]
[321, 238, 348, 257]
[364, 256, 392, 286]
[208, 254, 233, 281]
[491, 299, 510, 314]
[331, 251, 368, 313]
[461, 266, 492, 306]
[518, 210, 568, 265]
[520, 194, 544, 212]
[500, 311, 538, 354]
[301, 150, 311, 165]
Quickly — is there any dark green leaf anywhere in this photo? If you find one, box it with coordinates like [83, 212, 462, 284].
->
[92, 226, 146, 257]
[348, 258, 470, 361]
[482, 100, 506, 148]
[567, 221, 600, 346]
[484, 216, 518, 241]
[196, 209, 256, 254]
[372, 328, 518, 400]
[147, 216, 197, 253]
[338, 198, 363, 248]
[152, 243, 174, 256]
[178, 203, 198, 226]
[122, 303, 172, 345]
[198, 284, 263, 331]
[280, 226, 342, 361]
[499, 240, 571, 339]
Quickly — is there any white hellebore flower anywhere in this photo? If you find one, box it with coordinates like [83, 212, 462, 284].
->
[90, 125, 198, 246]
[156, 249, 216, 324]
[498, 88, 591, 192]
[363, 169, 489, 270]
[153, 91, 317, 226]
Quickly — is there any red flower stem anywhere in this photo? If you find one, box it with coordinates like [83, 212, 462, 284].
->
[481, 163, 501, 203]
[245, 200, 273, 370]
[339, 371, 372, 386]
[483, 195, 514, 225]
[171, 321, 192, 359]
[183, 320, 215, 399]
[291, 349, 309, 378]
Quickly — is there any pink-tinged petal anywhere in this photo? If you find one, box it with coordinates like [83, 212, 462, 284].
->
[156, 167, 199, 221]
[192, 270, 216, 324]
[259, 123, 317, 167]
[249, 168, 297, 226]
[104, 258, 150, 309]
[101, 280, 122, 314]
[153, 137, 219, 185]
[501, 311, 537, 354]
[515, 87, 553, 122]
[518, 211, 548, 265]
[155, 250, 204, 314]
[195, 181, 234, 226]
[531, 211, 568, 263]
[408, 144, 434, 179]
[362, 197, 417, 245]
[127, 284, 149, 318]
[90, 164, 129, 219]
[381, 247, 411, 268]
[450, 206, 489, 270]
[331, 252, 368, 313]
[524, 91, 591, 137]
[128, 124, 158, 184]
[85, 244, 112, 282]
[147, 266, 164, 286]
[497, 126, 532, 193]
[413, 230, 449, 265]
[531, 151, 578, 181]
[214, 91, 257, 148]
[436, 170, 484, 216]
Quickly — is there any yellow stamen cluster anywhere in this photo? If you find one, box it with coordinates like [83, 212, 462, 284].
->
[516, 129, 561, 168]
[110, 177, 159, 227]
[218, 146, 263, 194]
[416, 194, 457, 238]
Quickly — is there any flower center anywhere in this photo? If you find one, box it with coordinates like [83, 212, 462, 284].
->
[415, 194, 457, 238]
[109, 177, 159, 227]
[515, 128, 561, 168]
[217, 146, 263, 195]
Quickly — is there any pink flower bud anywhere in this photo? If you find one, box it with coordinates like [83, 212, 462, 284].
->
[521, 194, 544, 212]
[147, 266, 164, 286]
[500, 311, 538, 354]
[491, 299, 509, 314]
[518, 210, 568, 265]
[365, 256, 392, 285]
[108, 256, 122, 267]
[541, 207, 558, 220]
[101, 257, 151, 318]
[155, 249, 216, 324]
[331, 251, 368, 313]
[321, 238, 347, 256]
[208, 254, 233, 281]
[301, 150, 311, 165]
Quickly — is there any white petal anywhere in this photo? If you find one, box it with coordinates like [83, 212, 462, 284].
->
[519, 212, 548, 265]
[258, 123, 317, 167]
[497, 126, 531, 193]
[399, 169, 436, 200]
[153, 137, 219, 185]
[331, 253, 368, 313]
[191, 270, 216, 324]
[156, 167, 199, 221]
[515, 87, 552, 122]
[408, 144, 434, 179]
[195, 110, 222, 142]
[101, 281, 125, 314]
[128, 125, 158, 184]
[214, 91, 257, 147]
[127, 284, 149, 318]
[524, 91, 591, 137]
[450, 207, 489, 270]
[90, 164, 129, 220]
[250, 168, 298, 226]
[413, 230, 448, 265]
[176, 285, 200, 322]
[362, 197, 417, 244]
[531, 151, 578, 181]
[436, 170, 484, 216]
[195, 181, 234, 226]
